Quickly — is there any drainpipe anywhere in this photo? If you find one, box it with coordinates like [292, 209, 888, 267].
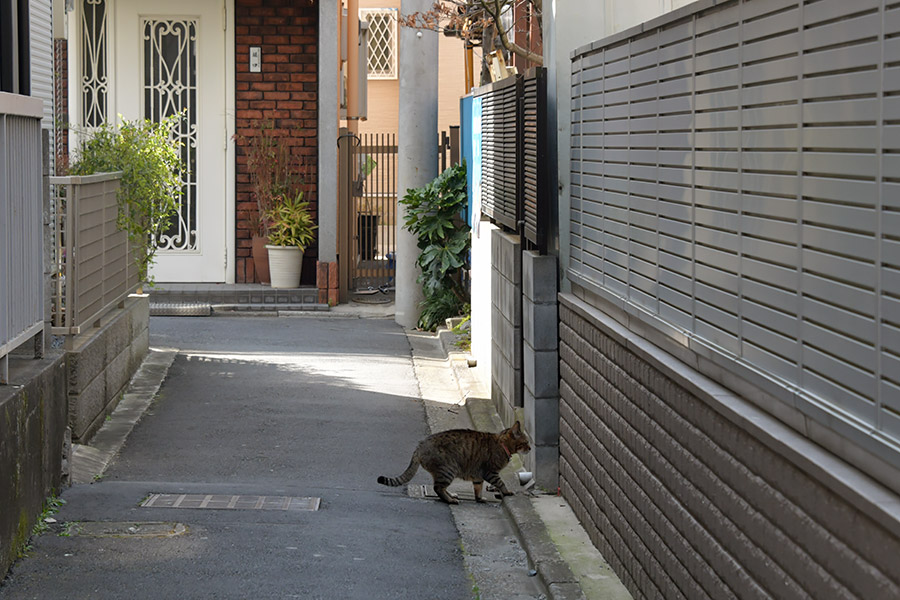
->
[345, 0, 361, 135]
[395, 0, 438, 329]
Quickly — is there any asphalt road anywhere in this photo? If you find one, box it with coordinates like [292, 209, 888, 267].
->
[0, 315, 473, 599]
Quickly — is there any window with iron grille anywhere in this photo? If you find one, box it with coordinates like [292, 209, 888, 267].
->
[360, 8, 397, 80]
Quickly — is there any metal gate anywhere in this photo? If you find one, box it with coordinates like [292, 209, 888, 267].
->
[341, 132, 397, 296]
[337, 128, 460, 302]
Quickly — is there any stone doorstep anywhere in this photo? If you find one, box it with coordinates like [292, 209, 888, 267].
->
[147, 285, 319, 307]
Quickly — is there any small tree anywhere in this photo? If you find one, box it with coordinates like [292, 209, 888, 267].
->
[400, 162, 470, 331]
[235, 120, 306, 238]
[70, 115, 184, 283]
[399, 0, 542, 83]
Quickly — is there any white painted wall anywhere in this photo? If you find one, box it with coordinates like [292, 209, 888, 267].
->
[469, 220, 495, 391]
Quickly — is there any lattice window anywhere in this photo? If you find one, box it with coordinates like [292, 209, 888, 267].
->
[360, 8, 397, 80]
[81, 0, 107, 126]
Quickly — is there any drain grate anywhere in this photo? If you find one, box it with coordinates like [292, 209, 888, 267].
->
[406, 484, 500, 503]
[141, 493, 320, 511]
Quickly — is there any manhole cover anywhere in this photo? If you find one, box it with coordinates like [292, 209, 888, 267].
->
[67, 521, 187, 538]
[141, 493, 321, 511]
[406, 484, 500, 503]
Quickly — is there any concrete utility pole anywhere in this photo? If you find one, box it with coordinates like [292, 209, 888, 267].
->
[395, 0, 438, 329]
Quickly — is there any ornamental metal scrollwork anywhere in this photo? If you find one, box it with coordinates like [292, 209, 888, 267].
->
[143, 18, 198, 252]
[81, 0, 108, 127]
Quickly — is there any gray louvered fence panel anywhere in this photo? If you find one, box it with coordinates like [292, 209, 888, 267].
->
[570, 0, 900, 456]
[50, 173, 137, 336]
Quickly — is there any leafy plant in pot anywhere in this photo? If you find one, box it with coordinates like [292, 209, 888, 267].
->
[237, 120, 304, 284]
[265, 192, 317, 289]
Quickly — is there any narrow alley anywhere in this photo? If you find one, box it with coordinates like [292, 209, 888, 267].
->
[0, 314, 542, 599]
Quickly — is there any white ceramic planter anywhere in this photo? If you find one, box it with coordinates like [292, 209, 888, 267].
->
[266, 245, 303, 289]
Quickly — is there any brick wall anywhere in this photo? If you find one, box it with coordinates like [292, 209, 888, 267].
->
[558, 293, 900, 600]
[53, 39, 68, 174]
[234, 0, 318, 283]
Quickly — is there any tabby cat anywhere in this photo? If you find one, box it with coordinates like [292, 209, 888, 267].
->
[377, 421, 531, 504]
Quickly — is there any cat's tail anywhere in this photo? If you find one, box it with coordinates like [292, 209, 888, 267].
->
[377, 453, 420, 487]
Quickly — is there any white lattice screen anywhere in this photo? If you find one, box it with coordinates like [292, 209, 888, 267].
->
[360, 8, 397, 80]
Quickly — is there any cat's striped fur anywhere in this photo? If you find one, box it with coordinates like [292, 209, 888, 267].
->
[377, 421, 531, 504]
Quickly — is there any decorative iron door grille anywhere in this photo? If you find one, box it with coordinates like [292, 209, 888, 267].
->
[143, 18, 198, 252]
[81, 0, 108, 127]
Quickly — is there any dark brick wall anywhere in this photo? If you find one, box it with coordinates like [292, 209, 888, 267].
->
[53, 39, 68, 174]
[234, 0, 318, 283]
[558, 294, 900, 600]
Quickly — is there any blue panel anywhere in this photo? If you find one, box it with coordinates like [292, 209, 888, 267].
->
[459, 94, 483, 228]
[460, 95, 473, 226]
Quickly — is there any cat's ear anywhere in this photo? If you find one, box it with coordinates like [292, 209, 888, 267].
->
[511, 421, 522, 433]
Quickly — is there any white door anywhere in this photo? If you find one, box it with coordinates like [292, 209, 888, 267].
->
[113, 0, 231, 282]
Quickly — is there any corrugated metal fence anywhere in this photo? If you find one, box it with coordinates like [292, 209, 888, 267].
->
[0, 95, 45, 383]
[569, 0, 900, 459]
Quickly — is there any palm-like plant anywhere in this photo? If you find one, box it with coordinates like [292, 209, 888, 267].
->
[264, 192, 317, 250]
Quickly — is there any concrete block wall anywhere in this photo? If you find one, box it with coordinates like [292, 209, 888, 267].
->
[558, 293, 900, 600]
[490, 229, 522, 426]
[521, 250, 559, 490]
[67, 295, 149, 443]
[0, 352, 67, 577]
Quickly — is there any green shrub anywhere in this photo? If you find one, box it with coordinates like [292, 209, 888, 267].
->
[400, 162, 469, 330]
[70, 115, 184, 283]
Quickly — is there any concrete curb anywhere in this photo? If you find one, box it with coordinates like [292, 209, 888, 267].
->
[430, 323, 587, 600]
[503, 496, 586, 600]
[69, 348, 177, 484]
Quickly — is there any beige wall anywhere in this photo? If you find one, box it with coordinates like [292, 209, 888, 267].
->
[355, 0, 465, 136]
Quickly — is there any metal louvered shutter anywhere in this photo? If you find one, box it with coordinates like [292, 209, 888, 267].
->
[522, 68, 548, 254]
[477, 75, 520, 232]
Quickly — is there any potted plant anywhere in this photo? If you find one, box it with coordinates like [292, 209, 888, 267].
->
[237, 120, 304, 284]
[265, 191, 317, 288]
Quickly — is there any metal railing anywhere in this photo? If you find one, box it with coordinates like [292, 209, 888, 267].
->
[0, 93, 45, 384]
[50, 172, 139, 343]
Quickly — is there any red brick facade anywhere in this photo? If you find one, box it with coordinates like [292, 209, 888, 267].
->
[234, 0, 318, 283]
